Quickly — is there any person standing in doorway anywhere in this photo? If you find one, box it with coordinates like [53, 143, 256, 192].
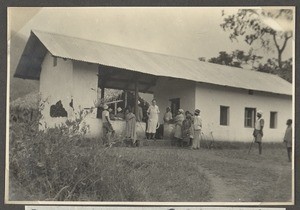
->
[146, 99, 160, 140]
[283, 119, 292, 162]
[192, 109, 202, 150]
[253, 110, 264, 155]
[102, 104, 114, 146]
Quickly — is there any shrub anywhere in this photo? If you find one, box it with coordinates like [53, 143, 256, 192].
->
[9, 105, 139, 201]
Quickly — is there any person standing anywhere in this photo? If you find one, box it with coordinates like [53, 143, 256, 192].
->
[253, 110, 264, 155]
[136, 101, 144, 122]
[192, 109, 202, 150]
[163, 107, 173, 124]
[283, 119, 292, 162]
[102, 104, 114, 146]
[125, 108, 137, 146]
[182, 111, 193, 147]
[173, 109, 185, 146]
[146, 99, 160, 140]
[163, 107, 173, 139]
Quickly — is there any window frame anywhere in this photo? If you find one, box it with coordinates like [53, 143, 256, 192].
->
[270, 111, 278, 129]
[220, 105, 230, 126]
[244, 107, 256, 128]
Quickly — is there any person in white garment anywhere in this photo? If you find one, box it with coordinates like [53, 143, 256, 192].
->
[192, 109, 202, 150]
[146, 99, 160, 140]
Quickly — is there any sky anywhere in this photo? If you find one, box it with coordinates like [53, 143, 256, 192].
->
[8, 7, 294, 63]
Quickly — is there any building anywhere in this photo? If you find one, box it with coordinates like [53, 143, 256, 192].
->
[14, 30, 293, 142]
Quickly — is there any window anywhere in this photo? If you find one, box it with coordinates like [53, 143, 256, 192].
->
[220, 106, 229, 126]
[270, 112, 278, 129]
[244, 108, 256, 128]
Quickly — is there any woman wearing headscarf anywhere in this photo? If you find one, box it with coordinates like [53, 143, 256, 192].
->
[192, 109, 202, 150]
[125, 107, 137, 146]
[182, 111, 193, 147]
[146, 99, 160, 140]
[173, 109, 185, 146]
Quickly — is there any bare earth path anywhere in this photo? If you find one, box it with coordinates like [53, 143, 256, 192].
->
[191, 148, 292, 202]
[194, 163, 242, 202]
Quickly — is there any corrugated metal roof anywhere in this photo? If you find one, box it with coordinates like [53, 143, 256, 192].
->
[15, 30, 292, 96]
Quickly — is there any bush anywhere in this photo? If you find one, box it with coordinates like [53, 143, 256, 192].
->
[9, 104, 213, 202]
[9, 106, 140, 201]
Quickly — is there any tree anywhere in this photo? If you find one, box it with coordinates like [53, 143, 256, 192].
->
[220, 9, 293, 70]
[209, 51, 235, 66]
[256, 58, 292, 83]
[208, 49, 262, 69]
[208, 49, 292, 83]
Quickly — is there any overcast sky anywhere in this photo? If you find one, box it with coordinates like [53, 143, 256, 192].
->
[8, 7, 293, 62]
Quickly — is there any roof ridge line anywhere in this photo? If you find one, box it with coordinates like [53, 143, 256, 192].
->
[31, 29, 198, 62]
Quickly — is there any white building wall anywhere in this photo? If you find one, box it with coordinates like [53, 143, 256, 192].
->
[195, 83, 292, 142]
[154, 77, 196, 123]
[39, 57, 146, 139]
[72, 61, 100, 137]
[39, 53, 73, 128]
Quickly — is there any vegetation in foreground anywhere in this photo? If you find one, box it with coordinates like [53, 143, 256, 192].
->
[9, 107, 292, 202]
[9, 107, 211, 202]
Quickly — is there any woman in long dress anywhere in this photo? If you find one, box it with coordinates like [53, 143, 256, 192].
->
[192, 109, 202, 149]
[125, 108, 137, 146]
[146, 99, 160, 140]
[173, 109, 185, 146]
[182, 111, 193, 147]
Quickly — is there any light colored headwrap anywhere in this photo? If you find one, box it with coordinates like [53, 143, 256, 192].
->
[103, 104, 108, 110]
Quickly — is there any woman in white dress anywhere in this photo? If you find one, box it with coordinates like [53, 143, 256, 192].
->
[146, 99, 160, 140]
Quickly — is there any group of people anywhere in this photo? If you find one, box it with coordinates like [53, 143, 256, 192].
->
[101, 100, 293, 162]
[101, 103, 142, 147]
[101, 97, 204, 150]
[101, 99, 160, 147]
[252, 110, 293, 162]
[164, 108, 203, 150]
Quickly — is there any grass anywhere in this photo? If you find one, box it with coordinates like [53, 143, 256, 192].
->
[9, 108, 292, 202]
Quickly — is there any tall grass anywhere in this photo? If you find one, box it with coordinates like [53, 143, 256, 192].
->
[9, 106, 212, 201]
